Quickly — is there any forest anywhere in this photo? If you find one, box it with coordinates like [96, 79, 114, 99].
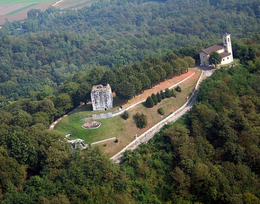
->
[0, 0, 260, 203]
[0, 0, 260, 102]
[0, 34, 260, 204]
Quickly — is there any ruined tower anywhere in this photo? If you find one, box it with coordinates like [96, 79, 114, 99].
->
[91, 84, 113, 111]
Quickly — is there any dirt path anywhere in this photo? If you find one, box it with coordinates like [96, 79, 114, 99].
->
[110, 69, 207, 163]
[122, 68, 197, 109]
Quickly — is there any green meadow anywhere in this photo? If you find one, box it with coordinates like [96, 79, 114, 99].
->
[55, 69, 201, 147]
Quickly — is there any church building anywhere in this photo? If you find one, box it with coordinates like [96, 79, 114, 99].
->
[200, 33, 233, 66]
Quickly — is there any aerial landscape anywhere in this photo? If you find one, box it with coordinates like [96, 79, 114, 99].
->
[0, 0, 260, 203]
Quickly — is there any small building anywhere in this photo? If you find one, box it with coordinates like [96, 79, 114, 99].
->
[200, 33, 233, 66]
[91, 84, 113, 111]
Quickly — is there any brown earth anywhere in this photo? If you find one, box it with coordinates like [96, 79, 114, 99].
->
[121, 68, 197, 109]
[0, 4, 31, 15]
[99, 68, 202, 157]
[0, 0, 92, 26]
[0, 2, 55, 26]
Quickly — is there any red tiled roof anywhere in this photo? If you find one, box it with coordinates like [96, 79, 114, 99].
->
[201, 44, 225, 55]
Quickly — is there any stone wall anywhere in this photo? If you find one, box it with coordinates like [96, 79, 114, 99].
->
[91, 84, 113, 111]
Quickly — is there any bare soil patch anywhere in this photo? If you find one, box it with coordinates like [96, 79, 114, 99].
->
[0, 4, 31, 15]
[121, 68, 197, 109]
[99, 68, 202, 157]
[0, 2, 54, 26]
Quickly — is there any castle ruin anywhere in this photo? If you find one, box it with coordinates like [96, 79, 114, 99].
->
[91, 84, 113, 111]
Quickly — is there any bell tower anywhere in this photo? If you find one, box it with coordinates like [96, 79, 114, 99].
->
[223, 33, 232, 54]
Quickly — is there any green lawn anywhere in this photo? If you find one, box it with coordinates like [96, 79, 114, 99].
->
[55, 112, 124, 144]
[55, 69, 201, 148]
[0, 0, 53, 4]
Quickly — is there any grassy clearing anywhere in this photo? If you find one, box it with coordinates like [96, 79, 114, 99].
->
[7, 3, 37, 15]
[55, 69, 201, 156]
[0, 0, 53, 4]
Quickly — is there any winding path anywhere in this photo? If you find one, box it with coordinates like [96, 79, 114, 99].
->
[49, 69, 197, 129]
[110, 69, 213, 163]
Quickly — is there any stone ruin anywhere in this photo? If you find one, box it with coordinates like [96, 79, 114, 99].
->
[91, 84, 113, 111]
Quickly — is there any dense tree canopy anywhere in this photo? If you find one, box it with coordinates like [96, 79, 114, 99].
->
[209, 51, 222, 66]
[0, 0, 260, 203]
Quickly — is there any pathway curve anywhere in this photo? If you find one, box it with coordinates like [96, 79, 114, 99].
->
[112, 70, 196, 117]
[50, 69, 198, 129]
[110, 69, 213, 163]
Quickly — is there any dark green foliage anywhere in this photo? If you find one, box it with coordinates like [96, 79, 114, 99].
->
[134, 112, 148, 128]
[120, 57, 260, 203]
[171, 89, 176, 97]
[145, 96, 154, 108]
[101, 70, 117, 90]
[151, 93, 158, 105]
[209, 51, 222, 66]
[156, 92, 162, 102]
[116, 82, 135, 100]
[175, 86, 182, 92]
[165, 88, 172, 98]
[1, 2, 260, 203]
[137, 73, 151, 89]
[121, 111, 129, 120]
[160, 90, 166, 99]
[157, 107, 165, 115]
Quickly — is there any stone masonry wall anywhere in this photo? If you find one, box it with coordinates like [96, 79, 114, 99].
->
[91, 84, 113, 111]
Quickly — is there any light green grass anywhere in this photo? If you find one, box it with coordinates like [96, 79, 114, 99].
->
[7, 3, 37, 15]
[55, 113, 124, 144]
[55, 69, 201, 149]
[0, 0, 53, 4]
[55, 82, 198, 145]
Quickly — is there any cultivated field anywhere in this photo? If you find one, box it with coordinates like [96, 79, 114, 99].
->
[0, 1, 55, 26]
[0, 0, 94, 26]
[54, 68, 202, 157]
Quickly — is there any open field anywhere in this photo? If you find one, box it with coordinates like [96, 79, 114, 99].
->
[0, 0, 95, 26]
[7, 4, 38, 15]
[0, 4, 32, 15]
[0, 2, 54, 25]
[54, 68, 202, 157]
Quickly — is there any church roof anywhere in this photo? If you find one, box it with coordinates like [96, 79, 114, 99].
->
[220, 52, 231, 58]
[200, 44, 225, 55]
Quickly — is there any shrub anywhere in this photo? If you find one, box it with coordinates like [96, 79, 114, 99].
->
[121, 111, 129, 120]
[114, 139, 118, 143]
[157, 107, 165, 115]
[160, 90, 165, 99]
[171, 89, 176, 97]
[175, 86, 182, 92]
[145, 96, 154, 108]
[134, 112, 147, 128]
[151, 93, 158, 105]
[165, 88, 172, 98]
[156, 92, 162, 102]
